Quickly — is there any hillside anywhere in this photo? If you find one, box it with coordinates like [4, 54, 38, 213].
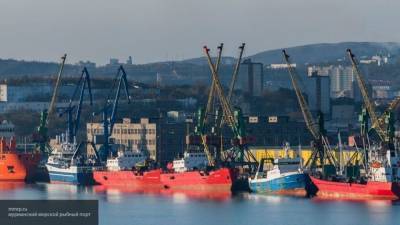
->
[248, 42, 400, 64]
[0, 42, 399, 82]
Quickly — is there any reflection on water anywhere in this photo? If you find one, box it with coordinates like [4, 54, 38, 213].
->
[241, 192, 310, 205]
[93, 185, 232, 202]
[0, 182, 399, 225]
[311, 196, 399, 206]
[0, 182, 25, 191]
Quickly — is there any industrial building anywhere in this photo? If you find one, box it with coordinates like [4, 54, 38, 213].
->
[86, 115, 189, 166]
[245, 115, 313, 146]
[87, 118, 157, 160]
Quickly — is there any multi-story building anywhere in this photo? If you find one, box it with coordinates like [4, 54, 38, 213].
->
[306, 72, 331, 115]
[308, 65, 354, 98]
[330, 66, 354, 98]
[87, 118, 157, 160]
[86, 115, 190, 166]
[238, 59, 264, 96]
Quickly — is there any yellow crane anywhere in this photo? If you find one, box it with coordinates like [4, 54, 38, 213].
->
[203, 45, 257, 166]
[227, 43, 245, 103]
[373, 97, 400, 135]
[35, 54, 67, 153]
[205, 43, 224, 117]
[48, 54, 67, 123]
[199, 43, 224, 166]
[282, 50, 338, 171]
[199, 43, 247, 166]
[347, 49, 394, 143]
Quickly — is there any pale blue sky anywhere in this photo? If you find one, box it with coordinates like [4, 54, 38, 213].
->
[0, 0, 399, 64]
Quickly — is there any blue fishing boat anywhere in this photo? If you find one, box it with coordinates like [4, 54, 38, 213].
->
[249, 146, 307, 196]
[46, 136, 101, 185]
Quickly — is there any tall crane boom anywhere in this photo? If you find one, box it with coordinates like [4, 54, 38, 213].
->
[110, 66, 131, 133]
[195, 44, 247, 167]
[99, 65, 131, 162]
[282, 50, 338, 170]
[203, 46, 237, 134]
[219, 43, 246, 129]
[227, 43, 245, 102]
[204, 46, 258, 166]
[373, 97, 400, 132]
[70, 68, 93, 138]
[62, 67, 93, 143]
[48, 54, 67, 123]
[198, 43, 224, 167]
[282, 50, 320, 140]
[347, 49, 386, 141]
[205, 43, 224, 117]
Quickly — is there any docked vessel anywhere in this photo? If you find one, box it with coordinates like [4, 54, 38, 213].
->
[311, 148, 400, 200]
[94, 151, 236, 191]
[46, 136, 101, 185]
[162, 151, 235, 191]
[248, 145, 308, 196]
[93, 169, 163, 188]
[93, 149, 157, 187]
[0, 137, 40, 181]
[161, 167, 234, 191]
[105, 150, 146, 171]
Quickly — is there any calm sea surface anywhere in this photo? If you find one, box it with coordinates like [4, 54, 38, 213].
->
[0, 183, 399, 225]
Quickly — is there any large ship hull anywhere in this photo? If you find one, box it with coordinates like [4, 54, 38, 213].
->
[93, 169, 163, 188]
[0, 152, 40, 182]
[46, 164, 96, 185]
[93, 168, 235, 191]
[310, 176, 400, 200]
[249, 172, 307, 196]
[161, 168, 234, 191]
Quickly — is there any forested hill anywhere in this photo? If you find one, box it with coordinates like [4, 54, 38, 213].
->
[0, 42, 399, 79]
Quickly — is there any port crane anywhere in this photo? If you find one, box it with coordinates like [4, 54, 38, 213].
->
[60, 67, 93, 143]
[97, 65, 131, 162]
[203, 45, 257, 169]
[192, 43, 246, 167]
[347, 49, 396, 150]
[192, 43, 224, 167]
[282, 50, 338, 174]
[35, 54, 67, 153]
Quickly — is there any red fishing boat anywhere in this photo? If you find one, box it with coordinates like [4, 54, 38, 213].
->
[93, 169, 163, 188]
[94, 168, 235, 191]
[160, 168, 234, 191]
[93, 152, 236, 191]
[310, 176, 400, 200]
[0, 137, 40, 181]
[310, 149, 400, 200]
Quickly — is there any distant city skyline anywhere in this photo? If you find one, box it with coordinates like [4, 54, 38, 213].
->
[0, 0, 399, 65]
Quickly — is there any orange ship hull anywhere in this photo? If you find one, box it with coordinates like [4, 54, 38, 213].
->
[93, 168, 235, 192]
[160, 168, 235, 191]
[93, 169, 163, 189]
[0, 152, 40, 182]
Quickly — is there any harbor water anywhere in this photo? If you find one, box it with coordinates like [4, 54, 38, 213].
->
[0, 183, 399, 225]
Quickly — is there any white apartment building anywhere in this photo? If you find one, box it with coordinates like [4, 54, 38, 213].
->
[308, 65, 354, 98]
